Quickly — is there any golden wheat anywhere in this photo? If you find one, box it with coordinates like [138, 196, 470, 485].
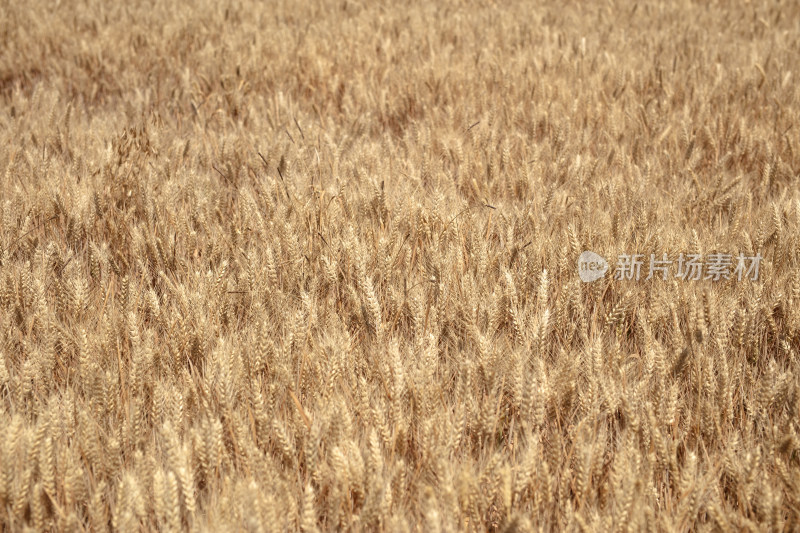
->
[1, 0, 800, 531]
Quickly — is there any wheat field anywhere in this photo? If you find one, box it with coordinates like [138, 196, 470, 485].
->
[1, 0, 800, 531]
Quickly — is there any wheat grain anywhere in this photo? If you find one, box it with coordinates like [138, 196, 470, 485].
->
[0, 0, 799, 529]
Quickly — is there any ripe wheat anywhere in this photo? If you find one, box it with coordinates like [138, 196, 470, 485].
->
[1, 0, 800, 531]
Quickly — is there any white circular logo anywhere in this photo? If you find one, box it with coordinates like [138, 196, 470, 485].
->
[578, 251, 608, 282]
